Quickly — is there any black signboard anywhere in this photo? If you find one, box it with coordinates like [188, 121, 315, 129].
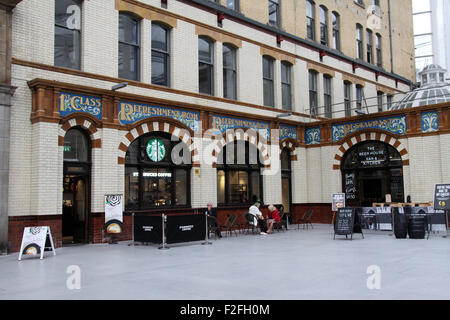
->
[344, 173, 356, 201]
[358, 143, 387, 167]
[334, 208, 364, 240]
[133, 215, 163, 244]
[166, 214, 206, 244]
[434, 184, 450, 210]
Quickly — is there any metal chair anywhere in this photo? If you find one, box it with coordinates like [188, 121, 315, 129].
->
[296, 209, 314, 230]
[272, 212, 286, 232]
[244, 213, 259, 234]
[207, 215, 220, 240]
[220, 214, 238, 237]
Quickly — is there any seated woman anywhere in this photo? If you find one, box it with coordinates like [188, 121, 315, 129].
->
[266, 204, 281, 234]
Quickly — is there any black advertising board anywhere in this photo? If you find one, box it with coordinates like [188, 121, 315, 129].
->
[166, 214, 206, 244]
[133, 215, 163, 244]
[434, 184, 450, 210]
[334, 208, 355, 236]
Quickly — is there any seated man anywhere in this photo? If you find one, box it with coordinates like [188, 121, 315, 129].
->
[205, 202, 222, 238]
[249, 201, 267, 235]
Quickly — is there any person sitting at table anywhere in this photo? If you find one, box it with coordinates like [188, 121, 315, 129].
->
[205, 202, 222, 238]
[266, 204, 281, 234]
[249, 201, 267, 235]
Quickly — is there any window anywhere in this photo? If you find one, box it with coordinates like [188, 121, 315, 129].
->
[217, 141, 263, 205]
[125, 132, 191, 210]
[199, 36, 214, 95]
[119, 13, 140, 81]
[223, 44, 237, 100]
[372, 0, 380, 6]
[440, 73, 445, 82]
[309, 70, 318, 116]
[55, 0, 81, 69]
[63, 128, 91, 175]
[152, 23, 170, 87]
[422, 74, 428, 85]
[332, 12, 340, 51]
[323, 75, 332, 118]
[227, 0, 239, 10]
[377, 91, 384, 112]
[376, 33, 382, 67]
[281, 61, 292, 110]
[344, 81, 352, 117]
[356, 24, 363, 59]
[268, 0, 280, 27]
[263, 55, 275, 107]
[366, 29, 373, 64]
[319, 6, 328, 46]
[306, 1, 315, 41]
[387, 94, 393, 109]
[356, 85, 363, 111]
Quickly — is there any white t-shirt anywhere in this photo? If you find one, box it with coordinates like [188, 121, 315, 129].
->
[249, 205, 262, 226]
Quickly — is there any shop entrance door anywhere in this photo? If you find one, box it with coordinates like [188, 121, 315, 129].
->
[63, 175, 89, 244]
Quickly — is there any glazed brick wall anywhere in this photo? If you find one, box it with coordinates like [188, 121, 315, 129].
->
[8, 215, 62, 253]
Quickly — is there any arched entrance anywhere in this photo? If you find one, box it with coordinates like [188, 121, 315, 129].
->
[341, 141, 405, 207]
[281, 148, 292, 220]
[62, 127, 91, 244]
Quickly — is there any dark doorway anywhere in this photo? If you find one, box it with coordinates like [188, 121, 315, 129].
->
[281, 148, 293, 223]
[62, 128, 91, 244]
[341, 141, 404, 207]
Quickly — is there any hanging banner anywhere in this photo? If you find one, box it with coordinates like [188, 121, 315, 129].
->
[105, 194, 123, 234]
[18, 226, 56, 260]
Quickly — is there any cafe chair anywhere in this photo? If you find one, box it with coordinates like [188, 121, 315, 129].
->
[273, 212, 286, 232]
[220, 214, 238, 237]
[296, 209, 314, 230]
[244, 213, 259, 234]
[207, 215, 220, 240]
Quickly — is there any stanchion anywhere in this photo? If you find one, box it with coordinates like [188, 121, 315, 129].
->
[444, 210, 449, 238]
[159, 213, 169, 250]
[202, 211, 212, 245]
[128, 212, 135, 246]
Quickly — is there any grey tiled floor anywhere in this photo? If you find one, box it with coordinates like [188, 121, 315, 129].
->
[1, 224, 449, 300]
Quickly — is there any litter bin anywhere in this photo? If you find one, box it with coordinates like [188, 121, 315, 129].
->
[393, 208, 408, 239]
[408, 216, 426, 239]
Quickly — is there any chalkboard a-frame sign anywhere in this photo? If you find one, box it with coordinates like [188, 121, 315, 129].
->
[334, 208, 364, 240]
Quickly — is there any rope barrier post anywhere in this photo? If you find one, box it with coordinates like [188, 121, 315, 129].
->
[202, 211, 212, 245]
[128, 212, 135, 246]
[159, 213, 169, 250]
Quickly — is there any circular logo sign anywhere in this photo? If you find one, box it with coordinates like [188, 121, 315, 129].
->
[146, 138, 166, 162]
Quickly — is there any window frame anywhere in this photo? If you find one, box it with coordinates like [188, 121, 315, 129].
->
[268, 0, 281, 27]
[118, 12, 141, 81]
[332, 11, 340, 51]
[263, 55, 275, 107]
[344, 81, 352, 117]
[366, 29, 374, 64]
[323, 74, 332, 118]
[151, 22, 171, 87]
[306, 0, 316, 41]
[356, 24, 364, 60]
[376, 33, 382, 67]
[223, 43, 237, 100]
[281, 61, 292, 111]
[309, 70, 318, 116]
[319, 5, 329, 46]
[198, 36, 215, 95]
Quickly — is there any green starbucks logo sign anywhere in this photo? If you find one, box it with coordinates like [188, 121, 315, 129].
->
[146, 138, 166, 162]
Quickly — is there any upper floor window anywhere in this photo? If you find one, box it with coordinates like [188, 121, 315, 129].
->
[386, 94, 393, 109]
[319, 6, 328, 46]
[332, 12, 340, 51]
[309, 70, 318, 116]
[268, 0, 280, 27]
[55, 0, 81, 69]
[356, 85, 364, 110]
[356, 24, 363, 59]
[344, 81, 352, 117]
[306, 1, 315, 41]
[366, 29, 373, 64]
[198, 36, 214, 95]
[377, 91, 384, 112]
[281, 61, 292, 110]
[223, 44, 237, 100]
[372, 0, 380, 6]
[323, 75, 332, 118]
[263, 55, 275, 107]
[119, 13, 140, 81]
[376, 33, 382, 67]
[151, 23, 170, 87]
[227, 0, 239, 10]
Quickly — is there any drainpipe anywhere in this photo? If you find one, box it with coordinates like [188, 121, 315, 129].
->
[388, 0, 394, 74]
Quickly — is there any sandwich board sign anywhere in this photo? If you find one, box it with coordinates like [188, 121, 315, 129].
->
[18, 226, 56, 260]
[333, 208, 364, 240]
[434, 184, 450, 210]
[105, 194, 123, 234]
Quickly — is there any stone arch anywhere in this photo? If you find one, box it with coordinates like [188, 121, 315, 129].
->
[280, 138, 298, 161]
[332, 130, 409, 170]
[210, 128, 271, 168]
[117, 119, 199, 167]
[58, 114, 101, 148]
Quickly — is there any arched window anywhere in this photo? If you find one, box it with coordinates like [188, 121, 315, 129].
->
[306, 0, 315, 41]
[223, 43, 237, 100]
[64, 128, 90, 164]
[332, 12, 340, 51]
[356, 24, 363, 59]
[152, 23, 170, 87]
[217, 141, 263, 205]
[376, 33, 382, 67]
[366, 29, 373, 64]
[309, 70, 318, 116]
[268, 0, 280, 27]
[199, 36, 214, 95]
[119, 12, 140, 81]
[263, 55, 275, 107]
[281, 61, 292, 110]
[319, 6, 328, 46]
[55, 0, 82, 69]
[125, 132, 191, 209]
[323, 74, 332, 118]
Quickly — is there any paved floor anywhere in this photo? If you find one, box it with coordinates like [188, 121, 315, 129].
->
[1, 224, 449, 300]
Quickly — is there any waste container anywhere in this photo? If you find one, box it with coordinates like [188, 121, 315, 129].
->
[393, 208, 407, 239]
[408, 216, 426, 239]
